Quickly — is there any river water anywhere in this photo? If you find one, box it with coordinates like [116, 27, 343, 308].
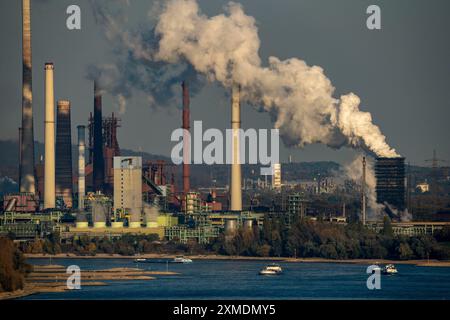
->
[22, 258, 450, 300]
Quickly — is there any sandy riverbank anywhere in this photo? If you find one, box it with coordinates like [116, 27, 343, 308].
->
[0, 264, 179, 301]
[24, 253, 450, 267]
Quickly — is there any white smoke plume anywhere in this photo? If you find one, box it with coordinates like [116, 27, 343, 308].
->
[385, 203, 412, 222]
[153, 0, 399, 157]
[343, 155, 384, 220]
[90, 0, 399, 157]
[342, 155, 411, 222]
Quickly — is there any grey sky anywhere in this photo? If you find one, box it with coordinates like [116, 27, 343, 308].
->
[0, 0, 449, 165]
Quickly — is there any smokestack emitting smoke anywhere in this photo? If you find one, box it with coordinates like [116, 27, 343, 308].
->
[89, 0, 400, 160]
[78, 125, 86, 210]
[230, 84, 242, 211]
[44, 63, 55, 209]
[343, 155, 384, 220]
[20, 0, 36, 194]
[151, 0, 399, 158]
[55, 100, 73, 208]
[362, 156, 367, 225]
[93, 82, 105, 192]
[182, 81, 190, 195]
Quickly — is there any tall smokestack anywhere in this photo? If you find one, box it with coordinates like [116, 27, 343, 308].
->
[77, 125, 86, 210]
[230, 84, 242, 211]
[55, 100, 73, 208]
[44, 63, 55, 209]
[19, 0, 35, 194]
[182, 81, 190, 195]
[93, 82, 105, 192]
[362, 156, 366, 225]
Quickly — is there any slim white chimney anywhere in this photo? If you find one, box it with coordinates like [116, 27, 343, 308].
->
[362, 156, 367, 225]
[77, 125, 86, 210]
[230, 84, 242, 211]
[44, 63, 55, 209]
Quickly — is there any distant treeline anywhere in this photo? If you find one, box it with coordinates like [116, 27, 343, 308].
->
[17, 218, 450, 261]
[0, 237, 32, 292]
[213, 217, 450, 260]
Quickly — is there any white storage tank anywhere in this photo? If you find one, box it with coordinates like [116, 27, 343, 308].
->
[76, 221, 89, 229]
[93, 221, 106, 229]
[225, 219, 237, 233]
[129, 221, 141, 228]
[111, 221, 124, 228]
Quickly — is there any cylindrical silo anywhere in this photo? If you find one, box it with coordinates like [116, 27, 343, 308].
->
[243, 219, 254, 230]
[225, 219, 237, 233]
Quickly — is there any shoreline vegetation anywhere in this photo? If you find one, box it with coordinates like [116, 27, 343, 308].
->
[17, 219, 450, 262]
[2, 219, 450, 300]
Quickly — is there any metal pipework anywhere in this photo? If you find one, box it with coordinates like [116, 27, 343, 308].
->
[19, 0, 36, 194]
[77, 125, 86, 210]
[230, 84, 242, 211]
[44, 63, 55, 209]
[182, 81, 191, 195]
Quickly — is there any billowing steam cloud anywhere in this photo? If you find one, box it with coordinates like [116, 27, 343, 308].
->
[91, 0, 398, 157]
[342, 155, 411, 221]
[343, 155, 384, 220]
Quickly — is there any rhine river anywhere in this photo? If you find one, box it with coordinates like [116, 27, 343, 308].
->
[22, 259, 450, 300]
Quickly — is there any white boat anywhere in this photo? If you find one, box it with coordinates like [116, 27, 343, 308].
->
[265, 263, 282, 274]
[134, 258, 148, 263]
[259, 269, 278, 275]
[259, 264, 283, 275]
[172, 256, 193, 264]
[382, 264, 398, 275]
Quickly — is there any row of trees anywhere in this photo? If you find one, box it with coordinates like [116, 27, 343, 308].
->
[21, 233, 165, 256]
[17, 217, 450, 260]
[0, 237, 32, 292]
[210, 216, 450, 260]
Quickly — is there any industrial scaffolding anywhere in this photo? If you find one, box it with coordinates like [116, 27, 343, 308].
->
[164, 225, 220, 244]
[0, 211, 62, 239]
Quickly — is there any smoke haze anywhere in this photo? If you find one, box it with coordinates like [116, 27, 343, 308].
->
[91, 0, 399, 158]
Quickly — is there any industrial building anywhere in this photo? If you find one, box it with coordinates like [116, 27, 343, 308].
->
[375, 157, 406, 211]
[55, 100, 73, 208]
[3, 0, 440, 247]
[368, 221, 450, 237]
[272, 163, 282, 190]
[113, 156, 142, 226]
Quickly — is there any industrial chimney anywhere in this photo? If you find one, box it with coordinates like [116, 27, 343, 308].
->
[19, 0, 36, 194]
[362, 156, 366, 225]
[182, 81, 190, 195]
[93, 82, 105, 192]
[77, 125, 86, 210]
[230, 84, 242, 211]
[55, 100, 73, 208]
[44, 63, 55, 209]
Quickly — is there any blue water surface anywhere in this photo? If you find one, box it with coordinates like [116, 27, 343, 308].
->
[21, 258, 450, 300]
